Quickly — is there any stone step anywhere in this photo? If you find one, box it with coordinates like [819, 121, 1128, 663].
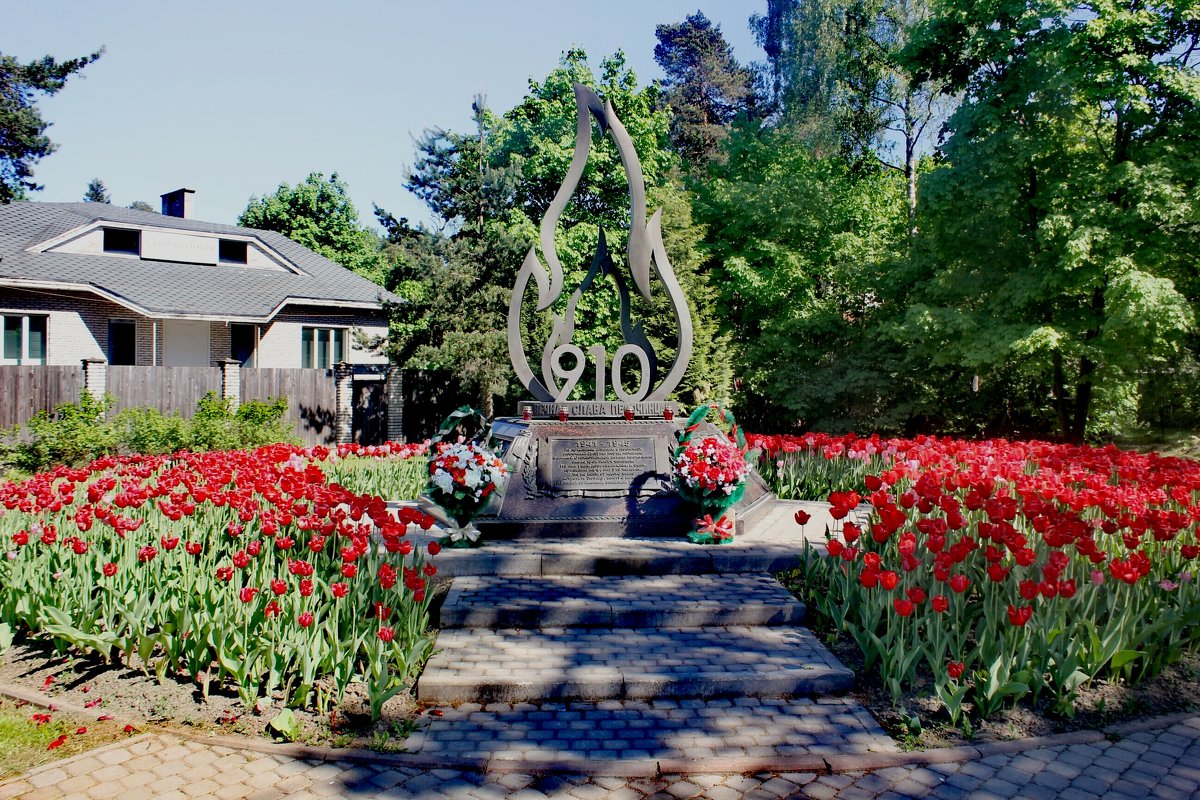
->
[417, 625, 854, 704]
[437, 574, 806, 629]
[406, 697, 897, 771]
[394, 499, 848, 577]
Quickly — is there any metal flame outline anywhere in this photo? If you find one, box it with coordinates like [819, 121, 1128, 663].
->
[507, 83, 694, 403]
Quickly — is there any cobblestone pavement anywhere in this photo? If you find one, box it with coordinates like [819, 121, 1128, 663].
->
[439, 574, 805, 629]
[418, 626, 853, 704]
[406, 697, 895, 765]
[401, 500, 841, 577]
[2, 714, 1198, 799]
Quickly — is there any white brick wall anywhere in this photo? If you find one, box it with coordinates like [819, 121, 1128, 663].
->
[257, 310, 388, 368]
[0, 289, 110, 365]
[0, 290, 389, 369]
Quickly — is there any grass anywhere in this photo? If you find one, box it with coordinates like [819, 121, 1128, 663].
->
[0, 698, 128, 781]
[323, 456, 426, 500]
[1111, 429, 1200, 460]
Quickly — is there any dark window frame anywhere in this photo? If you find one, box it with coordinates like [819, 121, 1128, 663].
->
[108, 319, 137, 365]
[102, 227, 141, 255]
[301, 326, 346, 369]
[218, 239, 249, 264]
[0, 313, 47, 365]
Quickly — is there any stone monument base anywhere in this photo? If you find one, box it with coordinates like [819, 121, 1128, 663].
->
[477, 404, 774, 539]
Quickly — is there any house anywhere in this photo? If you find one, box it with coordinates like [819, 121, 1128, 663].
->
[0, 189, 397, 370]
[0, 190, 404, 445]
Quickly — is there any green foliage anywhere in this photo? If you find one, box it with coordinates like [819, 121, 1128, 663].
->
[654, 12, 761, 167]
[695, 126, 909, 431]
[323, 456, 426, 500]
[82, 177, 109, 203]
[239, 172, 390, 286]
[14, 392, 117, 474]
[900, 0, 1200, 441]
[0, 48, 103, 203]
[2, 392, 296, 473]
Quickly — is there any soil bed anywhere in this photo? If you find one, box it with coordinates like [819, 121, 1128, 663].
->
[0, 632, 425, 752]
[776, 568, 1200, 749]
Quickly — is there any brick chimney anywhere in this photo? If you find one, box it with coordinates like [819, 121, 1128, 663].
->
[160, 188, 195, 218]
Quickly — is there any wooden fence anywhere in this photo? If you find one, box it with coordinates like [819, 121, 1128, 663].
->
[241, 368, 338, 446]
[107, 366, 222, 417]
[0, 364, 474, 447]
[0, 365, 84, 428]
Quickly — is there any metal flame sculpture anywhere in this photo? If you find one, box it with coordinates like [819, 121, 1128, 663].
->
[507, 84, 694, 404]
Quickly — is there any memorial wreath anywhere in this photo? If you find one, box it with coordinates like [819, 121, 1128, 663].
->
[672, 404, 752, 544]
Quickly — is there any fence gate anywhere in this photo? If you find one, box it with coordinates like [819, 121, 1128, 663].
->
[353, 380, 386, 445]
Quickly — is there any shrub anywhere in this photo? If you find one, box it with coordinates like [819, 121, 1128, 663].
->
[2, 392, 298, 474]
[12, 392, 116, 475]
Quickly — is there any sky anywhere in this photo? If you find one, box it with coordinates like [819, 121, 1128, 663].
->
[8, 0, 765, 229]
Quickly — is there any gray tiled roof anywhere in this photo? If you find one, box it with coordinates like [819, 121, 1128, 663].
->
[0, 202, 401, 321]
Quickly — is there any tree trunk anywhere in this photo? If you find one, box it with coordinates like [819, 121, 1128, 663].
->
[904, 95, 918, 234]
[1070, 355, 1096, 444]
[1051, 350, 1073, 441]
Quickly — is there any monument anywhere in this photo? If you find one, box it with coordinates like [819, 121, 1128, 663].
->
[476, 84, 772, 538]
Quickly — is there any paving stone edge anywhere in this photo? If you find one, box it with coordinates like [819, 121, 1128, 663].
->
[2, 680, 1196, 778]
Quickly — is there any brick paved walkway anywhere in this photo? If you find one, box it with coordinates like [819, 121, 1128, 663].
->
[440, 574, 806, 629]
[2, 714, 1198, 799]
[419, 626, 854, 704]
[405, 697, 894, 766]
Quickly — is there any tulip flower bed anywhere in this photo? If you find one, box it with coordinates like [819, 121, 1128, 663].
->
[0, 441, 440, 722]
[750, 432, 1200, 723]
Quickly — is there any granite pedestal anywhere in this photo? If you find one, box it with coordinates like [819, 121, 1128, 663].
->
[475, 402, 774, 539]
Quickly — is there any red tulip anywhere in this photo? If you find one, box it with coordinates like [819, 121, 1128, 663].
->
[1007, 604, 1033, 627]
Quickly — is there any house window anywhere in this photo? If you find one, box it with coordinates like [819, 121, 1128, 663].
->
[218, 239, 248, 264]
[108, 320, 137, 365]
[0, 314, 47, 365]
[231, 323, 256, 366]
[301, 326, 344, 369]
[102, 228, 140, 255]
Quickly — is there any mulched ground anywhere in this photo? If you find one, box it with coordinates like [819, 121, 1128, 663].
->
[826, 633, 1200, 749]
[0, 633, 421, 749]
[3, 619, 1196, 755]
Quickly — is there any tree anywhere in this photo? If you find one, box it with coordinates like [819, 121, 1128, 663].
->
[838, 0, 950, 225]
[389, 50, 734, 414]
[128, 200, 156, 213]
[694, 125, 909, 431]
[653, 12, 760, 166]
[902, 0, 1200, 441]
[751, 0, 844, 147]
[0, 48, 103, 203]
[239, 172, 389, 286]
[751, 0, 948, 217]
[82, 177, 109, 203]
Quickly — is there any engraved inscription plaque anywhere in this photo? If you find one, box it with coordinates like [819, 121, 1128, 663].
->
[547, 436, 656, 491]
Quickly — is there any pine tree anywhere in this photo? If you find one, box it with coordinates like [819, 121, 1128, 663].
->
[82, 177, 110, 203]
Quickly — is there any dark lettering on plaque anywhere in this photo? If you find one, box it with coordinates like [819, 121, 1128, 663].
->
[547, 436, 656, 491]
